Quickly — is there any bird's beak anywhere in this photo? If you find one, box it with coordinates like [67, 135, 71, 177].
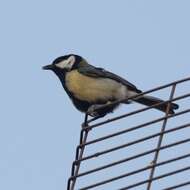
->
[42, 64, 54, 70]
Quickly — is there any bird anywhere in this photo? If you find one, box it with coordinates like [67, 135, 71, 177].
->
[42, 54, 179, 118]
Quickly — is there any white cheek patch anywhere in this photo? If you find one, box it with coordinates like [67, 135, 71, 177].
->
[67, 55, 75, 67]
[56, 59, 69, 69]
[56, 56, 75, 70]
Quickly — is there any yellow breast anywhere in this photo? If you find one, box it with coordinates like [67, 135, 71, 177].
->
[65, 70, 124, 102]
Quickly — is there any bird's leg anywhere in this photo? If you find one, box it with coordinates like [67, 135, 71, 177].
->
[81, 104, 105, 127]
[87, 101, 113, 116]
[84, 113, 88, 126]
[85, 101, 112, 125]
[82, 114, 105, 129]
[87, 104, 105, 117]
[87, 101, 112, 116]
[82, 113, 89, 129]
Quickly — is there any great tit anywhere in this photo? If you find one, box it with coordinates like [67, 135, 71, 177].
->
[42, 54, 178, 117]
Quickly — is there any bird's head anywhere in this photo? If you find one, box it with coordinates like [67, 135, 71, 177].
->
[42, 54, 84, 73]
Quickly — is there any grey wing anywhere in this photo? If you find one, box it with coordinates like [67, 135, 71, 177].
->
[78, 65, 142, 93]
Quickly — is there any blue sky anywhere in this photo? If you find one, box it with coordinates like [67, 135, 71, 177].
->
[0, 0, 190, 190]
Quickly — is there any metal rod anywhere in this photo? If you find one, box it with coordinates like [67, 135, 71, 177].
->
[79, 155, 190, 190]
[67, 114, 89, 190]
[147, 84, 176, 190]
[118, 166, 190, 190]
[72, 138, 190, 182]
[162, 181, 190, 190]
[71, 123, 190, 178]
[80, 109, 190, 148]
[76, 126, 190, 164]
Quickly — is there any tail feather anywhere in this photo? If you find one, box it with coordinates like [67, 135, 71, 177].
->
[134, 95, 179, 114]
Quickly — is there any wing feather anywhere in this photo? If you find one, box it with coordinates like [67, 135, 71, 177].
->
[78, 65, 142, 93]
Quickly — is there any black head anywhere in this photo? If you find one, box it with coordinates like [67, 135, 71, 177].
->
[42, 54, 83, 72]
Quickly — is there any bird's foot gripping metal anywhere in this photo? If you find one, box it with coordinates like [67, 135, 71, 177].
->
[81, 104, 107, 129]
